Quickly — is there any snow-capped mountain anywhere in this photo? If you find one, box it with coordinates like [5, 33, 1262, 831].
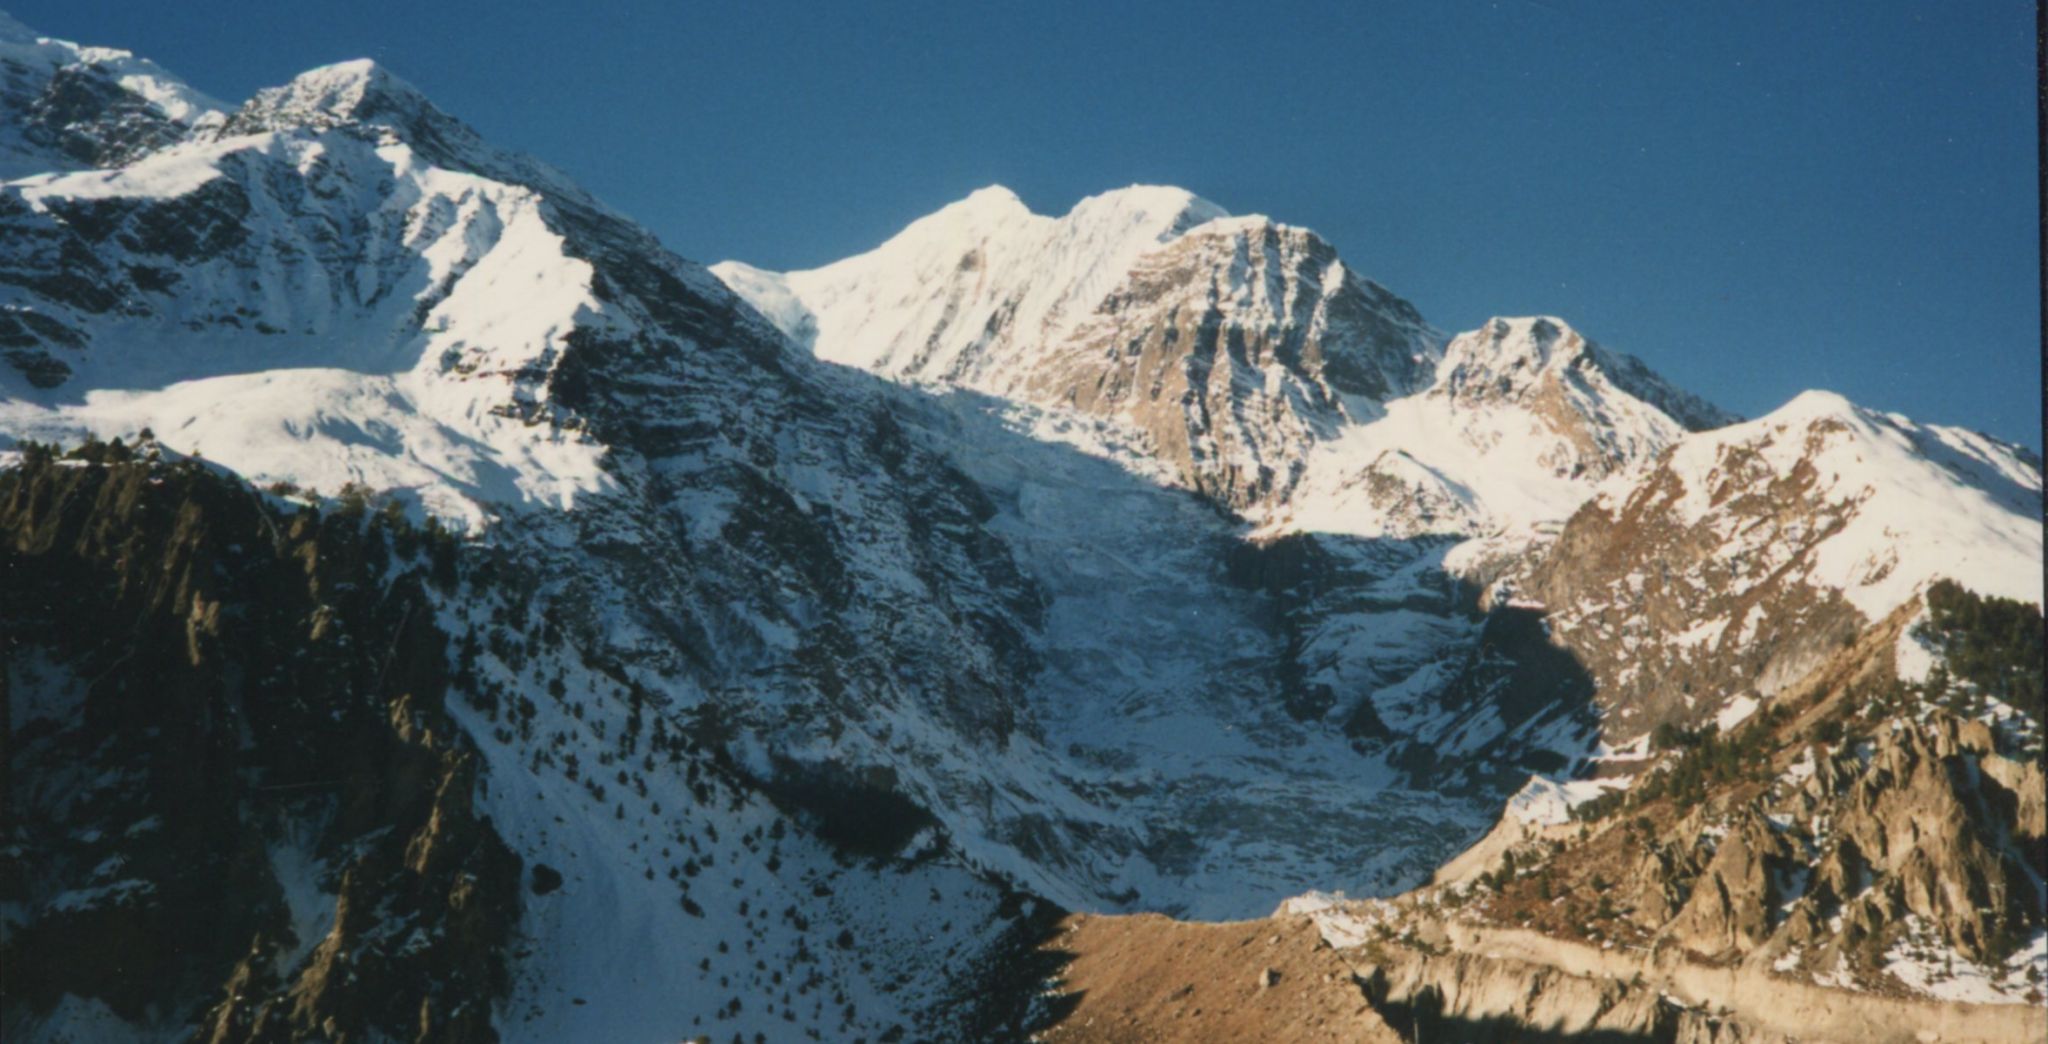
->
[0, 11, 222, 178]
[0, 43, 1523, 924]
[1527, 389, 2044, 739]
[3, 10, 2041, 1043]
[715, 208, 1784, 788]
[1272, 315, 1735, 546]
[0, 20, 1541, 1042]
[717, 187, 1442, 511]
[719, 209, 1733, 552]
[2, 41, 1072, 1041]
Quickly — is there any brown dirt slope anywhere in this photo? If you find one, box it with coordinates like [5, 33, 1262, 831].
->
[1036, 912, 1402, 1043]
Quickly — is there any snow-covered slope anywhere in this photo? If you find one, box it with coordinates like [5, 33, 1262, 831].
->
[1528, 389, 2043, 739]
[0, 10, 223, 178]
[0, 57, 693, 525]
[1649, 390, 2039, 616]
[1271, 316, 1736, 546]
[714, 184, 1226, 381]
[717, 187, 1444, 511]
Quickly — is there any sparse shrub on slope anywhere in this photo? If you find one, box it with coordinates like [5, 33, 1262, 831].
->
[1917, 579, 2044, 724]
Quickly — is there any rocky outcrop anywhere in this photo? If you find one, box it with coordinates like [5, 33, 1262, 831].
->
[1360, 922, 2043, 1044]
[1664, 809, 1792, 956]
[1526, 392, 2041, 741]
[1030, 218, 1439, 510]
[1613, 707, 2045, 978]
[2, 446, 520, 1043]
[0, 12, 222, 178]
[1426, 605, 2046, 1008]
[1770, 715, 2039, 968]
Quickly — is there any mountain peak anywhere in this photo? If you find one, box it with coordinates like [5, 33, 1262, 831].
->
[223, 58, 446, 138]
[1435, 316, 1734, 432]
[285, 57, 399, 98]
[958, 183, 1024, 208]
[1771, 388, 1860, 424]
[0, 11, 228, 176]
[1070, 182, 1224, 215]
[915, 184, 1028, 229]
[1061, 183, 1228, 240]
[1437, 316, 1591, 388]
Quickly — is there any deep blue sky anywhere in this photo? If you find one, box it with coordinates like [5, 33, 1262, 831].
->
[21, 1, 2042, 446]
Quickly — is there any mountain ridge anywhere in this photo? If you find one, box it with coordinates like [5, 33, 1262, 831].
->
[0, 10, 223, 177]
[2, 14, 2041, 1043]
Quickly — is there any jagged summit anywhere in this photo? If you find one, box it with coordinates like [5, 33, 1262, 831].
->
[218, 57, 464, 147]
[1436, 316, 1735, 433]
[710, 181, 1242, 380]
[229, 58, 413, 127]
[0, 9, 225, 176]
[1440, 316, 1582, 373]
[715, 182, 1441, 509]
[0, 9, 223, 123]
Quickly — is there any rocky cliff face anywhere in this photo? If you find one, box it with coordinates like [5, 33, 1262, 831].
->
[1342, 602, 2048, 1011]
[1022, 216, 1438, 510]
[2, 445, 519, 1043]
[1525, 391, 2043, 740]
[719, 189, 1442, 514]
[0, 12, 221, 178]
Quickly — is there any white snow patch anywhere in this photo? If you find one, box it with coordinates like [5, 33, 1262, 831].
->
[1715, 694, 1760, 732]
[1895, 603, 1940, 684]
[1505, 774, 1628, 826]
[1884, 919, 2046, 1005]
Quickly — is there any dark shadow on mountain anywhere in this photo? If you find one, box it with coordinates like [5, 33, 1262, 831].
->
[753, 755, 941, 862]
[729, 373, 1615, 909]
[946, 890, 1079, 1042]
[1221, 523, 1600, 798]
[0, 448, 522, 1038]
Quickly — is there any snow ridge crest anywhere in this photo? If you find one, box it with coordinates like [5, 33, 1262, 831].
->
[223, 58, 441, 137]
